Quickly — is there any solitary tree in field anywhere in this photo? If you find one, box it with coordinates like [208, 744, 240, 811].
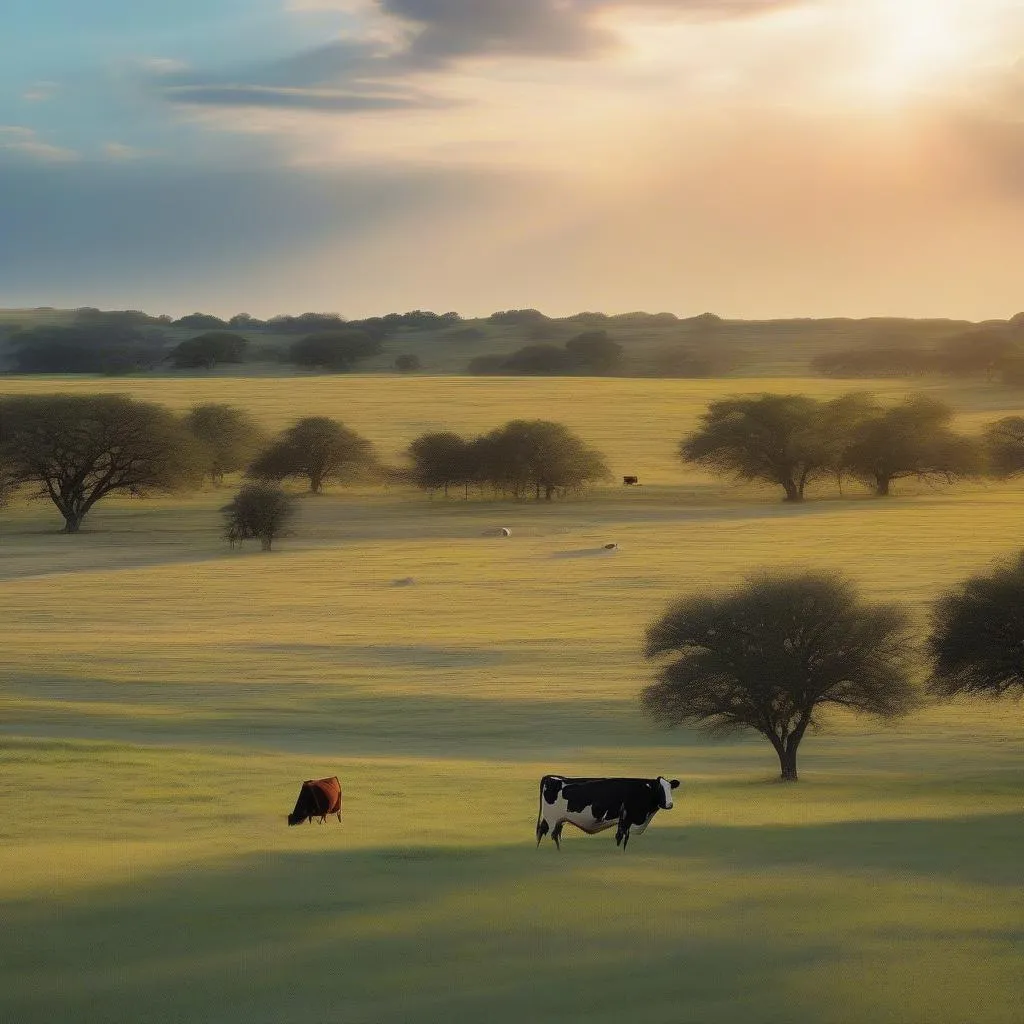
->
[641, 572, 917, 781]
[184, 403, 266, 486]
[248, 416, 375, 494]
[983, 416, 1024, 478]
[842, 395, 981, 496]
[0, 394, 200, 532]
[680, 394, 835, 502]
[222, 483, 296, 551]
[927, 552, 1024, 700]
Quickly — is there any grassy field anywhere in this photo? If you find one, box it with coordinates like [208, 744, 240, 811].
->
[1, 375, 1022, 1023]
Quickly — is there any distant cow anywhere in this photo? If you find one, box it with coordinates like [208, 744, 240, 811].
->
[536, 775, 679, 851]
[498, 527, 511, 537]
[287, 776, 342, 826]
[623, 476, 638, 486]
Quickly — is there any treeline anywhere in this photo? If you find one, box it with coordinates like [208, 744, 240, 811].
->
[0, 394, 611, 533]
[813, 316, 1024, 382]
[680, 392, 1024, 500]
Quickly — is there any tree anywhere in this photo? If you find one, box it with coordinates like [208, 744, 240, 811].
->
[642, 572, 918, 781]
[248, 417, 375, 494]
[564, 331, 623, 374]
[407, 432, 474, 497]
[502, 344, 573, 374]
[680, 394, 835, 502]
[927, 552, 1024, 700]
[984, 416, 1024, 477]
[183, 403, 267, 486]
[0, 394, 200, 533]
[394, 353, 422, 372]
[476, 420, 610, 500]
[842, 395, 981, 496]
[221, 483, 296, 551]
[287, 330, 382, 371]
[8, 325, 165, 374]
[168, 332, 248, 369]
[174, 313, 228, 330]
[938, 329, 1019, 380]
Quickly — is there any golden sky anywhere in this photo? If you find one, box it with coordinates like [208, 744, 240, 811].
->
[3, 0, 1023, 318]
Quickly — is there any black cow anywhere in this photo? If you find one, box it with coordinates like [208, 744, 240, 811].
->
[287, 776, 343, 826]
[535, 775, 679, 850]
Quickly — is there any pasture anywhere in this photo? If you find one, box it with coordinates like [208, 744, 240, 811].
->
[1, 375, 1022, 1023]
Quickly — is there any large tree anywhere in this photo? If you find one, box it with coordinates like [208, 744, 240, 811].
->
[183, 403, 266, 486]
[0, 394, 200, 532]
[476, 420, 610, 500]
[248, 417, 375, 493]
[642, 571, 917, 781]
[927, 552, 1024, 700]
[680, 394, 838, 502]
[842, 395, 980, 496]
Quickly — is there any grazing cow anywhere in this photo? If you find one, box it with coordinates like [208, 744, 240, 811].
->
[287, 776, 343, 826]
[623, 476, 639, 486]
[536, 775, 679, 850]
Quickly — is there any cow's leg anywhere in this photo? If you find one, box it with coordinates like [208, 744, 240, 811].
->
[615, 814, 631, 850]
[336, 812, 342, 823]
[551, 821, 564, 851]
[536, 818, 549, 847]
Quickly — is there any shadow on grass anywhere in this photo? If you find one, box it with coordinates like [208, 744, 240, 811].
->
[2, 813, 1021, 1024]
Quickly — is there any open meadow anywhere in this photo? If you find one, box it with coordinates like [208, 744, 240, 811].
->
[1, 375, 1022, 1023]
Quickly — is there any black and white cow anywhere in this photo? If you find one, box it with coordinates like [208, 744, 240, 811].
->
[535, 775, 680, 851]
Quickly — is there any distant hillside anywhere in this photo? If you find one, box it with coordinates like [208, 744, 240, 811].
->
[0, 305, 1014, 377]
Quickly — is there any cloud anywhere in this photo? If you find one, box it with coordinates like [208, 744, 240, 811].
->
[164, 84, 449, 112]
[158, 0, 813, 116]
[0, 126, 78, 163]
[22, 81, 60, 103]
[102, 142, 147, 160]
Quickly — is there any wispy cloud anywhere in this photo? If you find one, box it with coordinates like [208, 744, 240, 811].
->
[22, 81, 60, 103]
[102, 142, 147, 160]
[165, 83, 451, 112]
[0, 126, 78, 163]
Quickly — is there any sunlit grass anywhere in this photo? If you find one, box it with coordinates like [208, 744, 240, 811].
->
[1, 375, 1022, 1022]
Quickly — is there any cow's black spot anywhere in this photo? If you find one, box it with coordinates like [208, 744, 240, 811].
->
[543, 776, 563, 805]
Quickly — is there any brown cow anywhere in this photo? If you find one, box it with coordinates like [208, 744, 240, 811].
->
[287, 776, 343, 826]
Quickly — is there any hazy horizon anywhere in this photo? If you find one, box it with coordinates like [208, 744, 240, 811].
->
[3, 1, 1023, 320]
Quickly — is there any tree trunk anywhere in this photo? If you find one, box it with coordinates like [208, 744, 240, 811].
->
[62, 511, 84, 534]
[544, 485, 555, 501]
[309, 474, 322, 494]
[778, 746, 799, 782]
[874, 474, 891, 497]
[260, 536, 273, 551]
[782, 479, 802, 502]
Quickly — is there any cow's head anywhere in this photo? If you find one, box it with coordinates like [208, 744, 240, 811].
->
[658, 777, 681, 809]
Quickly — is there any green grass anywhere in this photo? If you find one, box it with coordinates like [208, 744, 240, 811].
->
[1, 375, 1022, 1023]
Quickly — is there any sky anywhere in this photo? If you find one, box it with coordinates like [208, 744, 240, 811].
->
[1, 0, 1022, 320]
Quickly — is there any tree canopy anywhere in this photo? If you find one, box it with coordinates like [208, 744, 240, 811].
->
[184, 403, 267, 485]
[248, 417, 376, 493]
[168, 332, 248, 369]
[927, 552, 1024, 700]
[983, 416, 1024, 478]
[0, 394, 200, 532]
[842, 395, 981, 496]
[222, 483, 296, 551]
[642, 571, 918, 780]
[680, 394, 837, 502]
[287, 330, 382, 371]
[407, 432, 475, 496]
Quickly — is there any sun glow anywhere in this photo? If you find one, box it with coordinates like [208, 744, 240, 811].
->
[854, 0, 991, 100]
